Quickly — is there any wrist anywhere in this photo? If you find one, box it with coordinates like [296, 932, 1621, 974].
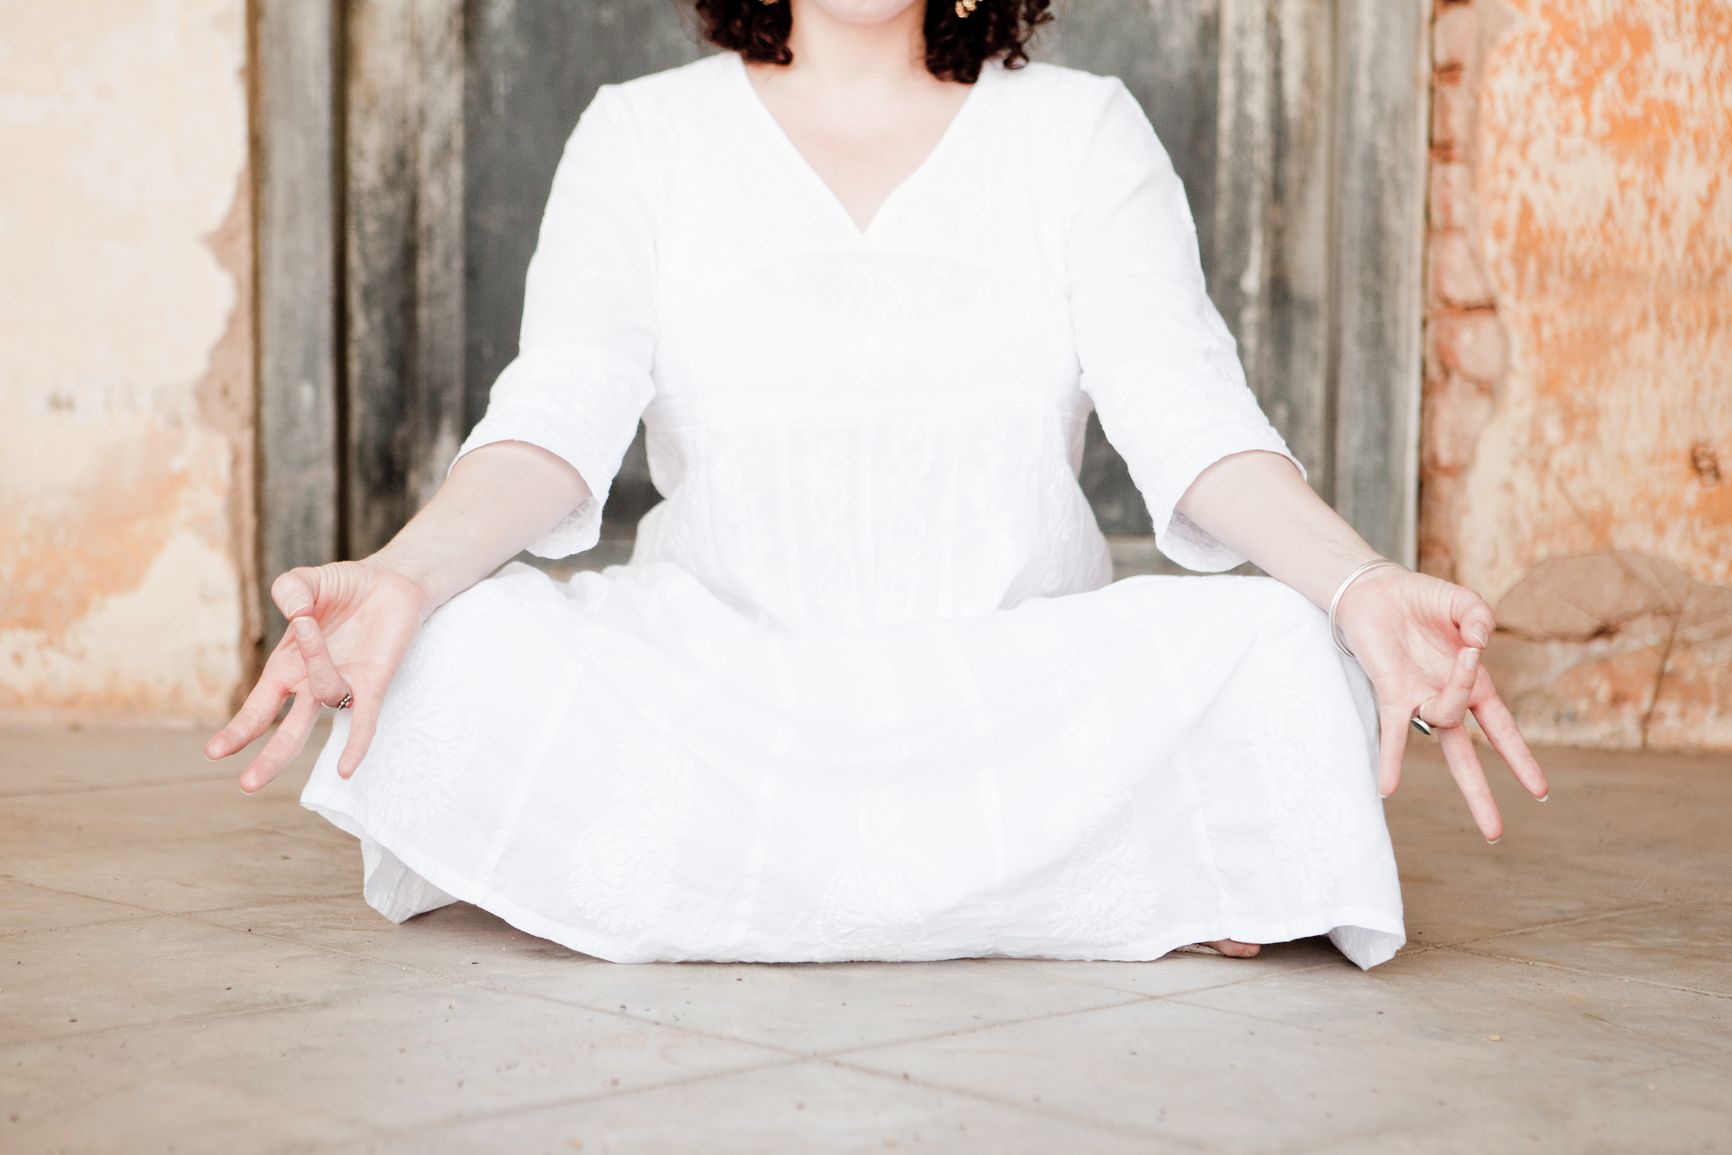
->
[368, 544, 443, 620]
[1329, 556, 1406, 654]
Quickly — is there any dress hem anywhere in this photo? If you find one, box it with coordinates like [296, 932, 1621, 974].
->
[300, 787, 1407, 971]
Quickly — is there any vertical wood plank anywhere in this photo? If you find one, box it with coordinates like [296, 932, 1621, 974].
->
[255, 0, 340, 642]
[410, 2, 467, 514]
[1263, 0, 1334, 490]
[1213, 0, 1333, 493]
[1328, 0, 1430, 566]
[1212, 0, 1275, 423]
[344, 0, 412, 558]
[344, 0, 466, 558]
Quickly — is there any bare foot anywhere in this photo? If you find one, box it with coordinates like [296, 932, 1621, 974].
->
[1201, 939, 1261, 957]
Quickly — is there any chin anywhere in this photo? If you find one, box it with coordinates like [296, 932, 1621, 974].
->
[803, 0, 925, 26]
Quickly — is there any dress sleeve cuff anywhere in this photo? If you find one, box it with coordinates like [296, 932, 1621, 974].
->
[448, 408, 610, 559]
[1146, 429, 1310, 573]
[446, 348, 650, 560]
[1086, 355, 1311, 574]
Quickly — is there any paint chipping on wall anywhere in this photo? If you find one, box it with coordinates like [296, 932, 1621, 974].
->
[0, 0, 256, 725]
[1423, 0, 1732, 750]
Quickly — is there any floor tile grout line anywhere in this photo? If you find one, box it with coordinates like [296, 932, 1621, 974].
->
[172, 908, 841, 1063]
[1440, 943, 1732, 1003]
[1129, 989, 1716, 1092]
[279, 1055, 819, 1154]
[168, 907, 609, 989]
[144, 889, 367, 919]
[459, 958, 1299, 1071]
[1589, 1053, 1724, 1089]
[1012, 954, 1368, 1004]
[168, 899, 1434, 1067]
[254, 823, 361, 849]
[818, 1053, 1206, 1150]
[1161, 951, 1732, 1057]
[0, 878, 165, 921]
[140, 904, 1403, 1074]
[2, 907, 461, 1052]
[0, 980, 448, 1053]
[454, 974, 913, 1064]
[0, 770, 244, 799]
[6, 924, 784, 1061]
[1402, 876, 1722, 911]
[1156, 991, 1395, 1043]
[1, 823, 346, 862]
[805, 974, 1331, 1067]
[177, 894, 1407, 1065]
[808, 987, 1155, 1061]
[1436, 900, 1691, 950]
[0, 911, 159, 940]
[1406, 900, 1690, 955]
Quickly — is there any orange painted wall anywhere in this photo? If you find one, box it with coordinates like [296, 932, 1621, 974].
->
[1423, 0, 1732, 750]
[0, 1, 258, 726]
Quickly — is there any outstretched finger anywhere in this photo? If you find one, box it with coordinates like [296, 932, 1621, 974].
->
[1438, 723, 1503, 842]
[336, 683, 382, 779]
[288, 614, 349, 707]
[1424, 645, 1481, 729]
[239, 689, 321, 793]
[1376, 699, 1410, 798]
[205, 646, 298, 760]
[1471, 689, 1550, 802]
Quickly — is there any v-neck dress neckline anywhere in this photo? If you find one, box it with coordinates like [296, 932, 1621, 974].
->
[727, 49, 998, 242]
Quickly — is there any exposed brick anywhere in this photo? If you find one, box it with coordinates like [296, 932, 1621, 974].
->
[1429, 161, 1472, 232]
[1429, 232, 1496, 309]
[1428, 312, 1508, 390]
[1430, 80, 1473, 152]
[1432, 2, 1478, 72]
[1416, 474, 1463, 581]
[1422, 373, 1495, 471]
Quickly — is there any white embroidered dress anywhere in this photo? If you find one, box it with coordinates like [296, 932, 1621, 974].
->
[301, 50, 1407, 969]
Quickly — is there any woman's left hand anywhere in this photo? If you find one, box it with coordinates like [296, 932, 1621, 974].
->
[1333, 564, 1550, 842]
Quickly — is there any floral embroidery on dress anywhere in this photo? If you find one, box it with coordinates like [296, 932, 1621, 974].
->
[1248, 665, 1353, 907]
[812, 781, 947, 958]
[564, 718, 700, 938]
[1040, 699, 1161, 945]
[351, 614, 481, 829]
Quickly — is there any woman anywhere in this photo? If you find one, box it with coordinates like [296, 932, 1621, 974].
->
[206, 0, 1549, 968]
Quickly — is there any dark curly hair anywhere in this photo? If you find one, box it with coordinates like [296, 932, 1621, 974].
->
[685, 0, 1054, 84]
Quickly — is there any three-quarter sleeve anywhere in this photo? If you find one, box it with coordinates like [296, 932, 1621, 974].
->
[1065, 77, 1307, 573]
[447, 83, 657, 559]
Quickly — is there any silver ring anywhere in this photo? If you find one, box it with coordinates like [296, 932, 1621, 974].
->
[1410, 705, 1434, 736]
[331, 689, 354, 710]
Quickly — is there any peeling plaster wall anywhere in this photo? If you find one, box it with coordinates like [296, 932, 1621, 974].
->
[1423, 0, 1732, 750]
[0, 0, 257, 726]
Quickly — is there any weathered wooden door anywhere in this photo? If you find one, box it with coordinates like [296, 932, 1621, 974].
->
[255, 0, 1428, 640]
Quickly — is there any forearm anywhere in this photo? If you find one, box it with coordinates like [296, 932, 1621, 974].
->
[371, 440, 594, 610]
[1174, 449, 1388, 609]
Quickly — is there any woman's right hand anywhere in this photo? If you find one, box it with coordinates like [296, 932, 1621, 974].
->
[205, 556, 436, 793]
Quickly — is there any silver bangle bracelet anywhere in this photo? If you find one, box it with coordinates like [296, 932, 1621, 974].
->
[1328, 558, 1406, 658]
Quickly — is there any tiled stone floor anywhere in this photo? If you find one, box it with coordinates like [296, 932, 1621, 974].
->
[2, 721, 1728, 1153]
